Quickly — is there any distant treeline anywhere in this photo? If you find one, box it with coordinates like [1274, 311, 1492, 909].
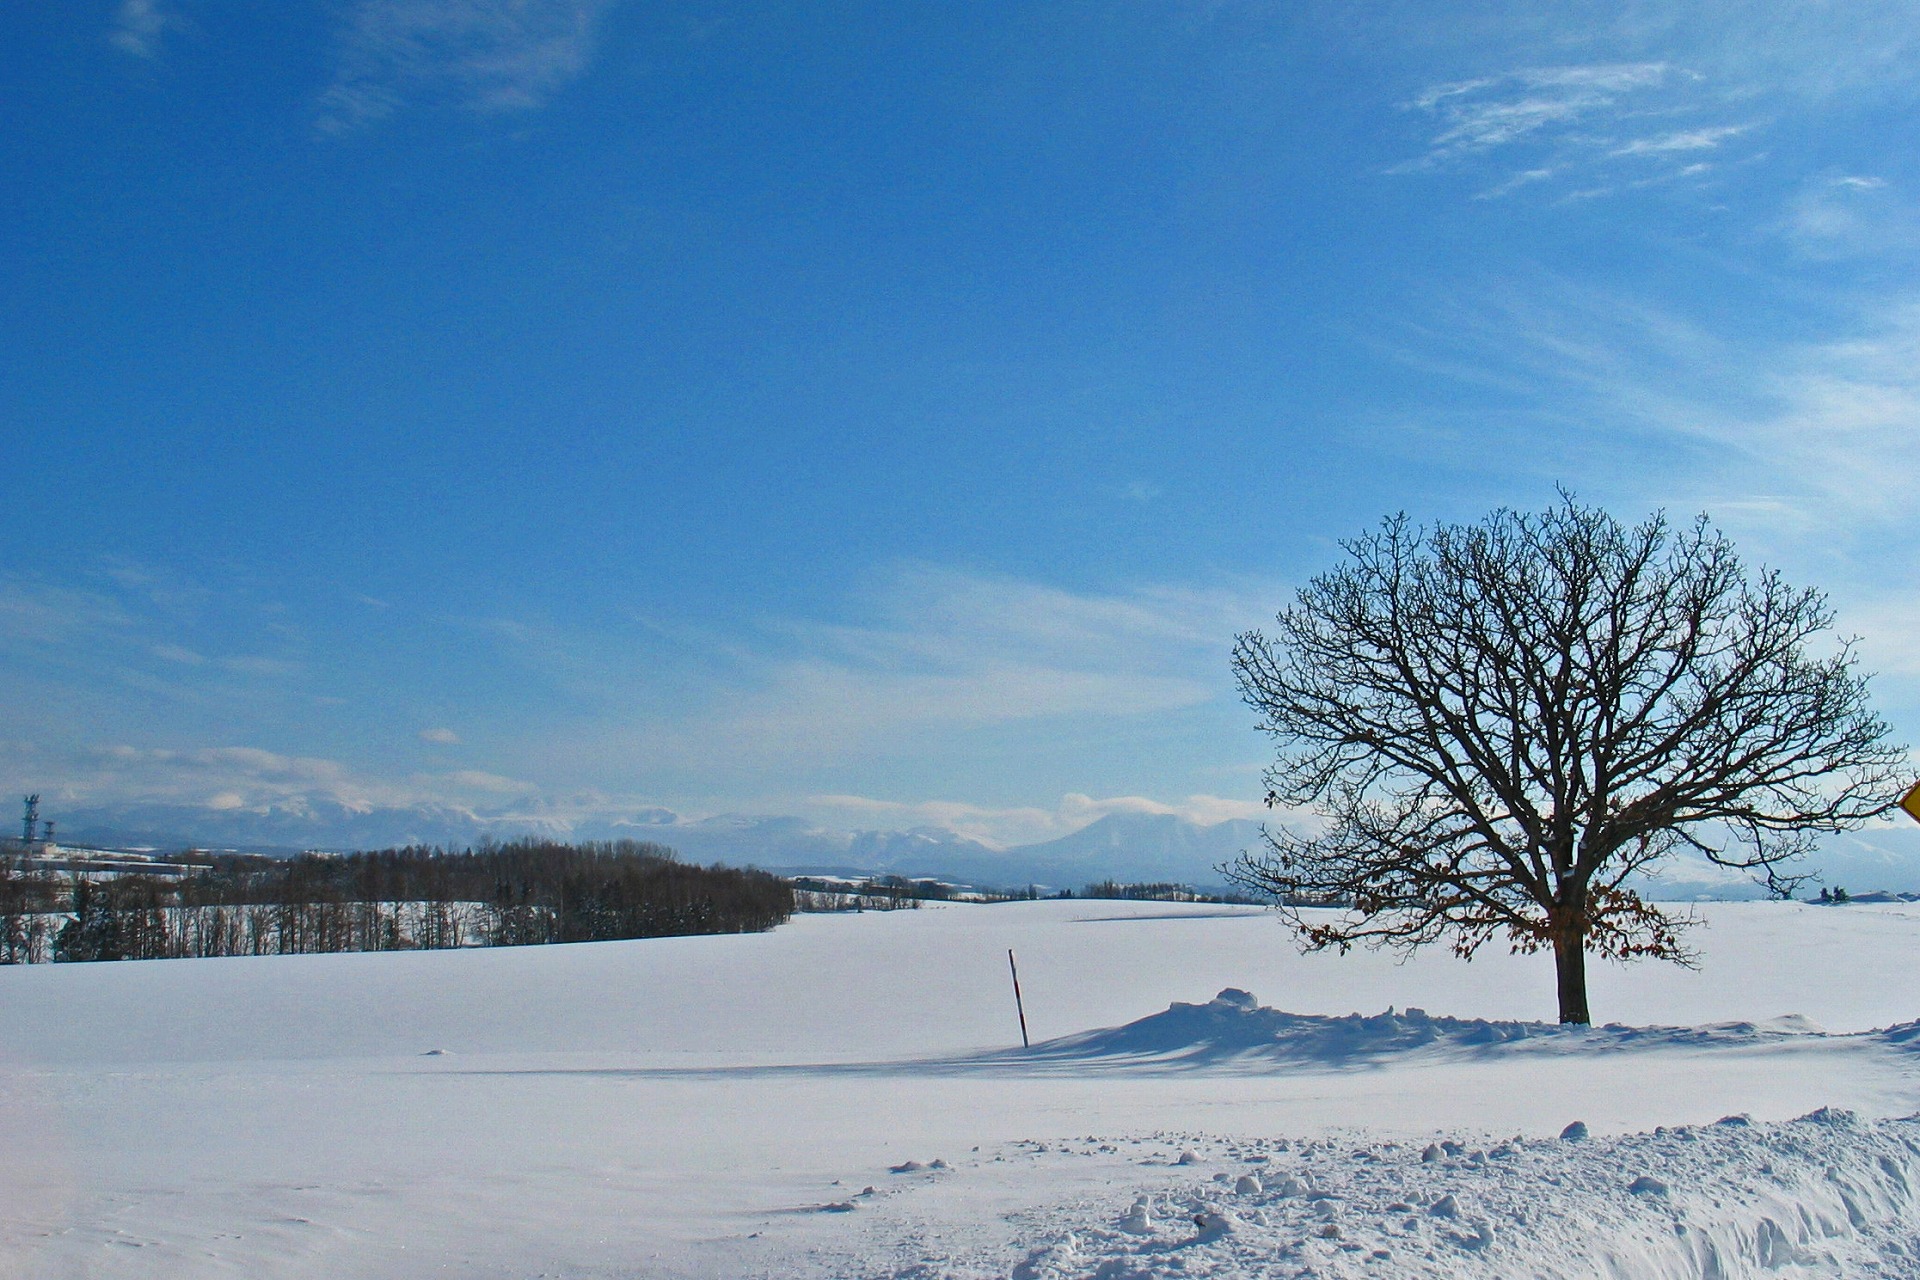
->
[0, 840, 793, 964]
[784, 874, 1262, 911]
[790, 874, 955, 911]
[791, 875, 1074, 910]
[1079, 880, 1260, 904]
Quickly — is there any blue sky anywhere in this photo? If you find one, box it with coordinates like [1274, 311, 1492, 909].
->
[7, 1, 1920, 848]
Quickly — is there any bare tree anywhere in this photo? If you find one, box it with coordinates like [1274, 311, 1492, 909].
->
[1226, 496, 1905, 1024]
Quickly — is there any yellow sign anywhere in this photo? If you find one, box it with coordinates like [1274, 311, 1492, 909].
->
[1901, 780, 1920, 825]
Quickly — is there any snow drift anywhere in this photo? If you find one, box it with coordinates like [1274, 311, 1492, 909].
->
[990, 987, 1908, 1072]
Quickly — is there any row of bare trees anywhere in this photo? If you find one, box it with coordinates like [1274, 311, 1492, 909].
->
[0, 840, 794, 964]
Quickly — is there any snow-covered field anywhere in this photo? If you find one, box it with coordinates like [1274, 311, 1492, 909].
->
[3, 900, 1919, 1278]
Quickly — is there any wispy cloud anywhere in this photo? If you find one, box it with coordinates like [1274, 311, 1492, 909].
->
[1408, 63, 1677, 164]
[1833, 596, 1920, 684]
[1392, 278, 1920, 529]
[1472, 166, 1557, 201]
[1, 741, 540, 815]
[1720, 310, 1920, 530]
[1380, 0, 1920, 206]
[1397, 61, 1756, 199]
[1372, 275, 1920, 720]
[1608, 124, 1747, 156]
[0, 578, 132, 646]
[5, 563, 1280, 831]
[109, 0, 175, 59]
[1774, 173, 1920, 260]
[318, 0, 617, 134]
[684, 566, 1268, 763]
[0, 734, 1267, 848]
[463, 563, 1279, 804]
[0, 564, 314, 757]
[152, 644, 207, 665]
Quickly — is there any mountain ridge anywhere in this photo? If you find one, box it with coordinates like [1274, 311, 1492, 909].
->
[47, 801, 1264, 890]
[44, 799, 1920, 896]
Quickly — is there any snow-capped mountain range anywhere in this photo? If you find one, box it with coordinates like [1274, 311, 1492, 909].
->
[49, 801, 1269, 891]
[45, 800, 1920, 896]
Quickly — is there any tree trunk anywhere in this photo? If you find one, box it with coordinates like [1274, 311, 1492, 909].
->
[1553, 930, 1591, 1025]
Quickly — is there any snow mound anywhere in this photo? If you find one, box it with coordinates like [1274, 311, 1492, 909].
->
[999, 989, 1852, 1072]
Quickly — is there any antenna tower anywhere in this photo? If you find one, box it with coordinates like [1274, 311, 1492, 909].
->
[22, 794, 40, 845]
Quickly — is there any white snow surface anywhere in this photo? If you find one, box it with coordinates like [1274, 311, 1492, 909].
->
[3, 899, 1920, 1278]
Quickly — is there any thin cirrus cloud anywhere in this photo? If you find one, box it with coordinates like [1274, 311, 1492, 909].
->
[485, 565, 1268, 735]
[474, 564, 1279, 806]
[1406, 63, 1678, 163]
[0, 570, 301, 682]
[0, 563, 326, 793]
[1382, 0, 1920, 203]
[0, 577, 132, 648]
[1370, 275, 1920, 715]
[1395, 62, 1757, 199]
[0, 561, 1281, 825]
[1608, 124, 1748, 157]
[2, 560, 1277, 824]
[317, 0, 619, 133]
[674, 567, 1270, 765]
[1385, 277, 1920, 532]
[1777, 175, 1919, 261]
[9, 742, 537, 814]
[1360, 269, 1920, 749]
[1562, 296, 1920, 528]
[109, 0, 174, 59]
